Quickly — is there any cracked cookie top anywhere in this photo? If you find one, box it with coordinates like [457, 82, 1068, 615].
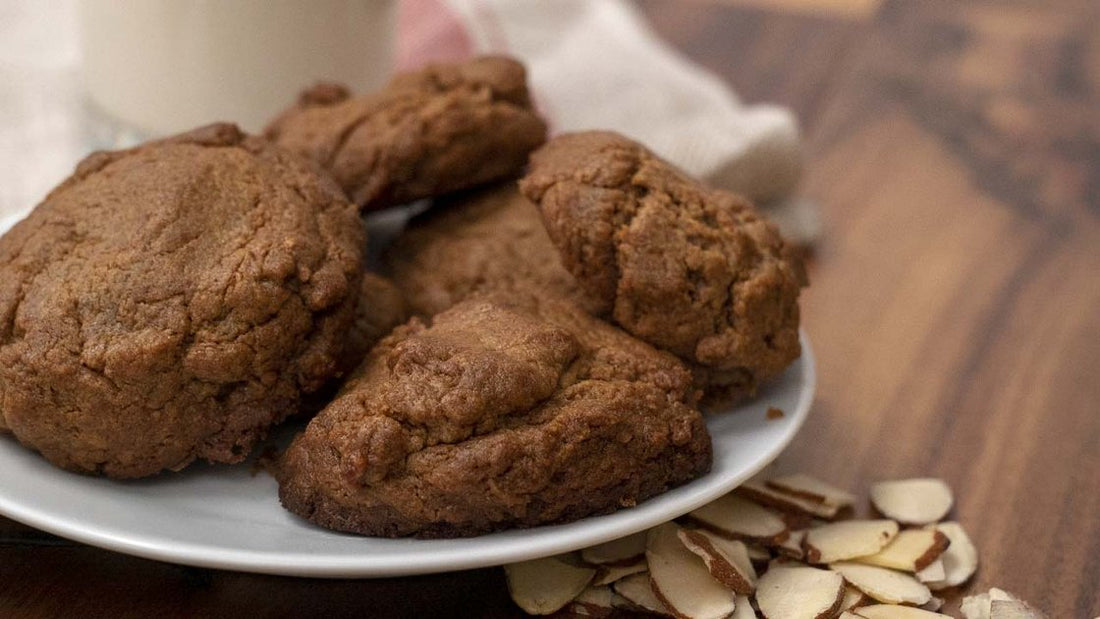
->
[520, 131, 805, 401]
[0, 123, 364, 478]
[265, 56, 547, 211]
[277, 291, 709, 537]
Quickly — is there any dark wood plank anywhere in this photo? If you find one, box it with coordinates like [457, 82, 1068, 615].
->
[768, 0, 1100, 616]
[639, 0, 865, 134]
[0, 516, 69, 546]
[0, 545, 521, 619]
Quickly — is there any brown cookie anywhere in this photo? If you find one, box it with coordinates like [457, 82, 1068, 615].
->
[265, 56, 547, 211]
[0, 123, 364, 478]
[384, 182, 602, 317]
[277, 291, 710, 538]
[520, 131, 805, 402]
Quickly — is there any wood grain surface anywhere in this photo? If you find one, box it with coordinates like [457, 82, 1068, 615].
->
[2, 1, 1098, 617]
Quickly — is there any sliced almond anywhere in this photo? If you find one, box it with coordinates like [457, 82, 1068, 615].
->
[780, 511, 817, 531]
[840, 586, 868, 611]
[990, 598, 1047, 619]
[505, 555, 596, 615]
[856, 528, 949, 572]
[854, 604, 952, 618]
[746, 543, 772, 563]
[839, 613, 864, 619]
[961, 592, 993, 619]
[829, 561, 932, 606]
[592, 558, 647, 586]
[961, 588, 1018, 619]
[607, 590, 633, 610]
[923, 521, 978, 589]
[922, 596, 945, 612]
[687, 493, 789, 545]
[678, 528, 757, 594]
[987, 588, 1021, 601]
[915, 559, 945, 584]
[647, 523, 736, 619]
[581, 531, 648, 565]
[737, 481, 842, 519]
[568, 586, 615, 617]
[778, 529, 807, 560]
[869, 479, 953, 525]
[804, 520, 899, 564]
[613, 572, 672, 616]
[767, 556, 800, 571]
[732, 596, 755, 619]
[767, 474, 857, 509]
[755, 565, 845, 619]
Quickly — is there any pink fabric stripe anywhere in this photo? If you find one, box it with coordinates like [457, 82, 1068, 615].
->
[397, 0, 552, 128]
[396, 0, 475, 70]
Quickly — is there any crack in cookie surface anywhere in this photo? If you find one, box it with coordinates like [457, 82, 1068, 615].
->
[520, 131, 805, 402]
[266, 56, 547, 212]
[277, 292, 710, 538]
[0, 123, 364, 477]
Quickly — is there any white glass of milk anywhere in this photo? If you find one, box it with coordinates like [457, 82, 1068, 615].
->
[79, 0, 397, 139]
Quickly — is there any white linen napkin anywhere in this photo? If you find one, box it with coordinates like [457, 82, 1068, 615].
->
[400, 0, 819, 243]
[1, 0, 819, 243]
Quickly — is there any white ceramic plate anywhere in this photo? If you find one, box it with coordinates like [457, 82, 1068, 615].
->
[0, 208, 814, 577]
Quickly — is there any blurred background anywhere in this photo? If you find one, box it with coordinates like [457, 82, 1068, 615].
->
[1, 0, 816, 241]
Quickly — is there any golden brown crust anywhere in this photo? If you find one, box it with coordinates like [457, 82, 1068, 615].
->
[277, 292, 710, 538]
[520, 131, 805, 401]
[265, 56, 547, 211]
[0, 123, 364, 478]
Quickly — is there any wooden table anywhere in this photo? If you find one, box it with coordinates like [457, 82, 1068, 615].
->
[2, 1, 1097, 617]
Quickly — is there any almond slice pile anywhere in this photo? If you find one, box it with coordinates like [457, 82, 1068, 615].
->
[853, 605, 953, 618]
[959, 588, 1048, 619]
[804, 520, 899, 564]
[840, 586, 869, 612]
[687, 493, 789, 544]
[925, 522, 980, 590]
[647, 522, 738, 619]
[678, 527, 758, 594]
[829, 561, 932, 606]
[613, 572, 670, 615]
[581, 531, 647, 566]
[504, 474, 1046, 618]
[756, 564, 844, 618]
[916, 559, 947, 584]
[767, 474, 857, 511]
[870, 479, 953, 525]
[737, 481, 844, 520]
[591, 559, 646, 586]
[504, 555, 595, 615]
[855, 528, 950, 572]
[565, 585, 616, 617]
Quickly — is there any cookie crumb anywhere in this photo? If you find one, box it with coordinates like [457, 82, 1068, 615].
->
[767, 407, 785, 420]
